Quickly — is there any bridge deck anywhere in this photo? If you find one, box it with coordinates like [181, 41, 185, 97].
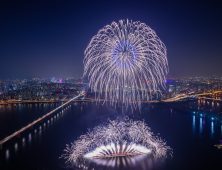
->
[0, 93, 84, 149]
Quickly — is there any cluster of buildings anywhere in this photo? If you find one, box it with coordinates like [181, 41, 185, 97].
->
[0, 76, 222, 102]
[0, 77, 85, 101]
[157, 76, 222, 100]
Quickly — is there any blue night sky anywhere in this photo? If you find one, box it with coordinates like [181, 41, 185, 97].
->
[1, 0, 222, 79]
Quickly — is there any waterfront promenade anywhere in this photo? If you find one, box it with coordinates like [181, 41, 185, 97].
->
[1, 91, 222, 106]
[0, 97, 88, 105]
[162, 91, 222, 102]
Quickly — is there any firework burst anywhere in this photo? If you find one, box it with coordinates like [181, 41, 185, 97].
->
[84, 19, 168, 107]
[62, 117, 172, 163]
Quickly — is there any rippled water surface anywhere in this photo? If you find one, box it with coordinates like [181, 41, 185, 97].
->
[0, 101, 222, 170]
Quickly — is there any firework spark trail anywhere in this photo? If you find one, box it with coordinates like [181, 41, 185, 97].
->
[62, 117, 172, 163]
[84, 143, 151, 158]
[84, 19, 168, 108]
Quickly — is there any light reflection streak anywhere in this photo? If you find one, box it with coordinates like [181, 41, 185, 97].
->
[193, 115, 195, 136]
[15, 143, 18, 152]
[5, 149, 9, 160]
[211, 122, 214, 137]
[221, 125, 222, 135]
[39, 128, 42, 137]
[199, 118, 202, 135]
[29, 133, 32, 144]
[64, 154, 166, 170]
[22, 137, 25, 147]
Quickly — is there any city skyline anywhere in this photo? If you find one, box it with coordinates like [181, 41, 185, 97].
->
[1, 0, 222, 80]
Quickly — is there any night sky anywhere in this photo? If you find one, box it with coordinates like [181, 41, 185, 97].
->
[1, 0, 222, 80]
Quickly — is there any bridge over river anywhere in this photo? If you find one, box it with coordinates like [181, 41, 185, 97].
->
[0, 92, 84, 149]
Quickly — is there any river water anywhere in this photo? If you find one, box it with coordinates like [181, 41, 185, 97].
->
[0, 100, 222, 170]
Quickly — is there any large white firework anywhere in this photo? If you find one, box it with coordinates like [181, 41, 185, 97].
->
[84, 19, 168, 107]
[62, 117, 172, 163]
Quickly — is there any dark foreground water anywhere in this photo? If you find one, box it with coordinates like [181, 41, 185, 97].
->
[0, 100, 222, 170]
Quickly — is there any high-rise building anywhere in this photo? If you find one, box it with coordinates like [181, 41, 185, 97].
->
[176, 86, 181, 94]
[169, 85, 174, 92]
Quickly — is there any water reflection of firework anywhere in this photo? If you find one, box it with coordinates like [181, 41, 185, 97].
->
[61, 117, 172, 165]
[90, 154, 166, 169]
[63, 154, 166, 170]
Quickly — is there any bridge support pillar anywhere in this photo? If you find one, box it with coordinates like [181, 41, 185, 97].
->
[17, 133, 20, 138]
[30, 126, 33, 129]
[0, 144, 2, 150]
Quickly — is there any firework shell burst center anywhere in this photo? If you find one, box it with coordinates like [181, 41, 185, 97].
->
[111, 40, 138, 69]
[62, 117, 172, 163]
[83, 19, 168, 107]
